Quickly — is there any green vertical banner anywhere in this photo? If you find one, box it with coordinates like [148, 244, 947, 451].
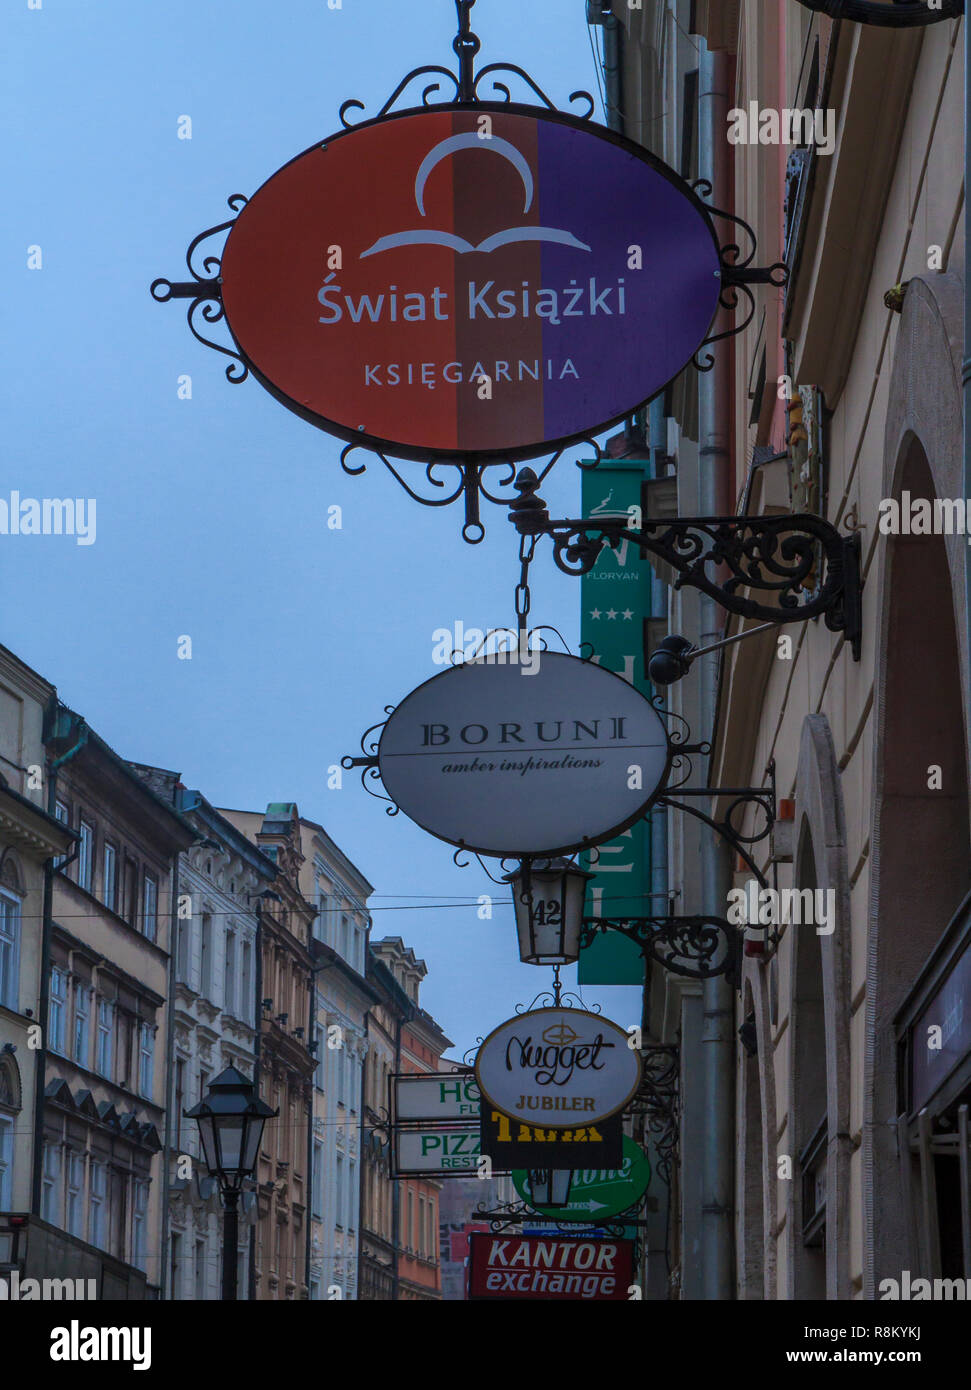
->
[579, 458, 653, 986]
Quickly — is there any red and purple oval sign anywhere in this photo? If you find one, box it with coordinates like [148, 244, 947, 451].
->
[220, 105, 722, 461]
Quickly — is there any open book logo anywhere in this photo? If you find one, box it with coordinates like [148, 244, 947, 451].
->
[360, 132, 592, 259]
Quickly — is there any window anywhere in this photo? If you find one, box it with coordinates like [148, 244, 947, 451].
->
[54, 800, 69, 868]
[123, 858, 137, 925]
[336, 1153, 345, 1228]
[407, 1190, 414, 1250]
[174, 1059, 186, 1152]
[78, 819, 94, 892]
[200, 913, 212, 996]
[49, 968, 67, 1054]
[176, 914, 189, 982]
[340, 913, 350, 960]
[41, 1144, 61, 1223]
[312, 1139, 324, 1219]
[66, 1151, 84, 1238]
[138, 1023, 154, 1099]
[96, 1000, 114, 1078]
[241, 941, 252, 1026]
[132, 1180, 149, 1272]
[0, 889, 21, 1011]
[143, 874, 158, 943]
[73, 984, 90, 1066]
[223, 930, 236, 1016]
[89, 1160, 106, 1249]
[419, 1196, 426, 1256]
[194, 1237, 206, 1300]
[0, 1115, 13, 1209]
[103, 843, 117, 912]
[170, 1231, 182, 1298]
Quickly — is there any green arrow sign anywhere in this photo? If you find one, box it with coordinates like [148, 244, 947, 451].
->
[512, 1136, 651, 1222]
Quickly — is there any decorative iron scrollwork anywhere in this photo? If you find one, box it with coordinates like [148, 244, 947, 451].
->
[149, 195, 249, 384]
[580, 914, 738, 981]
[340, 711, 397, 814]
[509, 470, 863, 659]
[629, 1045, 679, 1186]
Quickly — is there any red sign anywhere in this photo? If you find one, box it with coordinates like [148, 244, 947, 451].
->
[218, 105, 720, 461]
[467, 1234, 634, 1301]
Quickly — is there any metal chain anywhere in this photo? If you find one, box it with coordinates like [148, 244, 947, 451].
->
[515, 533, 536, 637]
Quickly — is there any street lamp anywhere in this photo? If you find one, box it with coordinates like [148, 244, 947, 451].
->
[184, 1066, 278, 1300]
[527, 1169, 573, 1209]
[505, 858, 593, 965]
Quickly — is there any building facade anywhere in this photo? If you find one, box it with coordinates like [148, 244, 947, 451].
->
[38, 703, 194, 1296]
[130, 771, 277, 1300]
[600, 0, 968, 1299]
[359, 944, 408, 1301]
[0, 647, 74, 1276]
[220, 803, 316, 1299]
[373, 938, 450, 1301]
[296, 815, 374, 1301]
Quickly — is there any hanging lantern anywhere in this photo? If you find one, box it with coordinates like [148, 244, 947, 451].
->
[528, 1169, 574, 1209]
[505, 858, 593, 966]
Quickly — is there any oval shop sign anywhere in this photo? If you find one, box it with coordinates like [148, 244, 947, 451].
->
[218, 105, 722, 461]
[375, 651, 671, 859]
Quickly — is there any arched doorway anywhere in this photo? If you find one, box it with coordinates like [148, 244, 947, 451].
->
[867, 437, 971, 1287]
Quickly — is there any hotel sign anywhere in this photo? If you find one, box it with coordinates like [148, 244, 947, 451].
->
[218, 106, 721, 461]
[468, 1234, 634, 1301]
[474, 1007, 642, 1129]
[376, 652, 670, 858]
[393, 1072, 480, 1122]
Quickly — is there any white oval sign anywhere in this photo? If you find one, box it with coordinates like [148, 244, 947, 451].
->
[377, 652, 669, 857]
[474, 1006, 642, 1129]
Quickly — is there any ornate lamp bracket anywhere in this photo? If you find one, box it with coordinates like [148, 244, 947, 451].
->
[509, 470, 863, 659]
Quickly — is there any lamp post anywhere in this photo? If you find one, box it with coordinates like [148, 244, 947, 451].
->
[185, 1066, 278, 1300]
[505, 858, 593, 966]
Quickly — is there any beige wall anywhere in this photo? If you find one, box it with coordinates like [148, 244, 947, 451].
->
[715, 8, 966, 1298]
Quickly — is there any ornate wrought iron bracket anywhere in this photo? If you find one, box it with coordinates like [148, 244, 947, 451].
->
[470, 1201, 650, 1234]
[509, 469, 863, 659]
[657, 769, 776, 889]
[628, 1045, 679, 1187]
[150, 195, 250, 384]
[580, 913, 739, 981]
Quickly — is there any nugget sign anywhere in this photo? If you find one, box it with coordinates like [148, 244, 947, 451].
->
[475, 1006, 641, 1128]
[218, 105, 721, 461]
[468, 1235, 633, 1301]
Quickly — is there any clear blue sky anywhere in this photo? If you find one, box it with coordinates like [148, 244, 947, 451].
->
[1, 0, 641, 1056]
